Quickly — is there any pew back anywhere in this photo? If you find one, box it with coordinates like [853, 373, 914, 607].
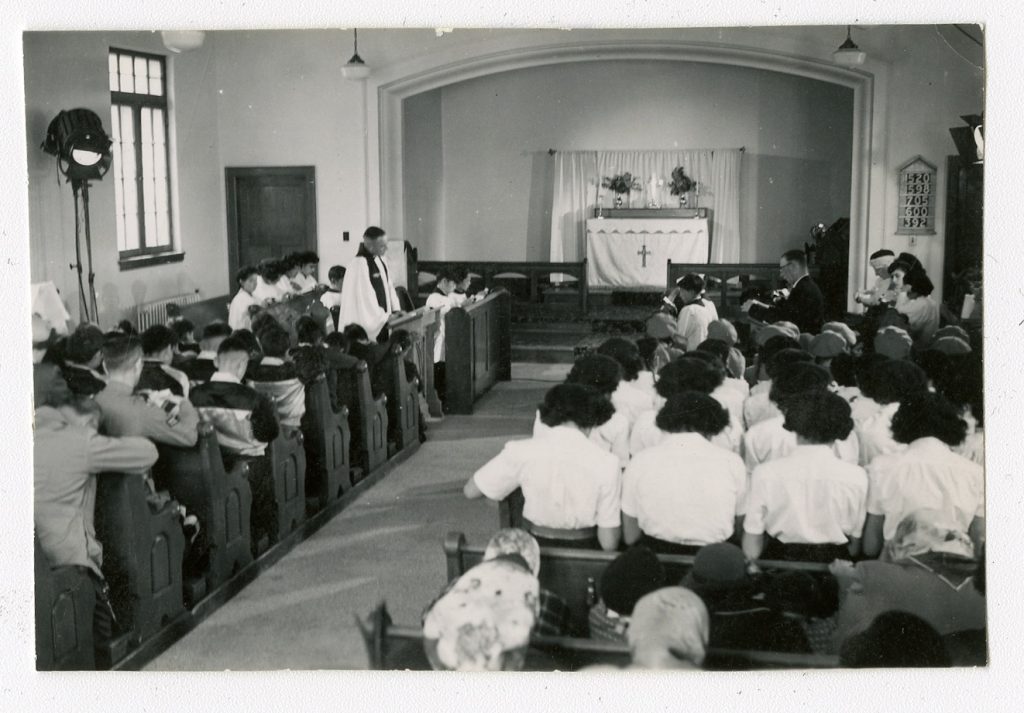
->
[334, 360, 389, 480]
[444, 290, 512, 414]
[269, 427, 307, 537]
[34, 538, 96, 670]
[390, 307, 443, 417]
[301, 377, 352, 510]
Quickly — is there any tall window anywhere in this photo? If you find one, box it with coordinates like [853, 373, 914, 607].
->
[109, 48, 173, 258]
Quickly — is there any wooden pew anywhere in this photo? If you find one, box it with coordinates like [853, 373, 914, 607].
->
[269, 427, 307, 538]
[34, 537, 96, 670]
[360, 602, 838, 671]
[415, 260, 589, 313]
[301, 377, 352, 512]
[389, 307, 443, 418]
[151, 423, 254, 600]
[378, 341, 421, 455]
[93, 472, 186, 651]
[443, 289, 512, 414]
[334, 360, 389, 481]
[444, 531, 832, 638]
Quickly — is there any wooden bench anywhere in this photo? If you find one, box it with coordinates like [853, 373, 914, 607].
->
[301, 377, 352, 512]
[152, 423, 254, 600]
[269, 427, 307, 538]
[415, 260, 589, 313]
[444, 531, 832, 638]
[34, 538, 96, 670]
[94, 471, 187, 651]
[390, 307, 443, 418]
[443, 290, 512, 414]
[334, 360, 389, 481]
[359, 602, 838, 671]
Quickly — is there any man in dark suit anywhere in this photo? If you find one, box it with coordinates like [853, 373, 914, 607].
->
[742, 249, 824, 334]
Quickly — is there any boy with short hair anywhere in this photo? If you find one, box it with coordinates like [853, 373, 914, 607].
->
[182, 321, 233, 386]
[138, 324, 190, 397]
[61, 323, 107, 396]
[170, 319, 199, 362]
[250, 323, 306, 428]
[319, 265, 346, 331]
[228, 265, 260, 331]
[295, 251, 320, 293]
[276, 253, 304, 296]
[252, 258, 285, 306]
[425, 266, 459, 404]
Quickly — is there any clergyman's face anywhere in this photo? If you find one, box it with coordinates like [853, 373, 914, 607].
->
[366, 236, 388, 257]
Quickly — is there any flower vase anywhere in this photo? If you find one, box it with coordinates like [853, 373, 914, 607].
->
[679, 194, 688, 208]
[615, 194, 624, 208]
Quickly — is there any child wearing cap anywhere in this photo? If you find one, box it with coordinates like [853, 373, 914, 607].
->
[588, 545, 667, 643]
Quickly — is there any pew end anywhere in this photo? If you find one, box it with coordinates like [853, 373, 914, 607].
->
[302, 378, 352, 514]
[335, 360, 389, 480]
[34, 538, 96, 670]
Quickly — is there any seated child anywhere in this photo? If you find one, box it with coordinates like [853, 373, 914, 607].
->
[60, 323, 108, 396]
[252, 258, 286, 306]
[169, 319, 199, 364]
[295, 250, 320, 293]
[275, 253, 304, 297]
[138, 324, 190, 397]
[228, 265, 260, 331]
[250, 323, 305, 428]
[588, 545, 668, 643]
[182, 321, 233, 385]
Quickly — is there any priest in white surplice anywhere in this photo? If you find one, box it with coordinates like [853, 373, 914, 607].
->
[338, 226, 402, 342]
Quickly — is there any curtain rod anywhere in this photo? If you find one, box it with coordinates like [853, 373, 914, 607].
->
[546, 146, 745, 155]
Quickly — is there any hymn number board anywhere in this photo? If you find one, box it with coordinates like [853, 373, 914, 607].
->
[897, 156, 937, 235]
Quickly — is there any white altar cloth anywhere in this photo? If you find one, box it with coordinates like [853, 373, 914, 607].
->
[586, 218, 710, 288]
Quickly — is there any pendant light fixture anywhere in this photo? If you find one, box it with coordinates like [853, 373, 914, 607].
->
[342, 28, 370, 80]
[833, 25, 867, 66]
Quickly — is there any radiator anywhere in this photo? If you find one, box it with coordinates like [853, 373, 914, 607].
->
[135, 292, 203, 331]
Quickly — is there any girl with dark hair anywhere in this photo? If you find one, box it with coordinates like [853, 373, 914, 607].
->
[595, 337, 655, 425]
[895, 270, 940, 345]
[855, 359, 930, 466]
[742, 345, 812, 429]
[743, 390, 868, 563]
[252, 258, 286, 306]
[465, 383, 621, 551]
[861, 393, 984, 558]
[621, 391, 747, 554]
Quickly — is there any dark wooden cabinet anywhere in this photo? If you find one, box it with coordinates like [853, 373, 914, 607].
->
[943, 156, 983, 307]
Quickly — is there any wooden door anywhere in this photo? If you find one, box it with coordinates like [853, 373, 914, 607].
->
[943, 156, 983, 305]
[225, 167, 317, 290]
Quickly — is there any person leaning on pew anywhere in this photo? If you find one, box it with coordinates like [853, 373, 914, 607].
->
[464, 383, 622, 551]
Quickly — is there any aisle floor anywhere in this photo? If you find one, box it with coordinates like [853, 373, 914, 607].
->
[144, 363, 569, 670]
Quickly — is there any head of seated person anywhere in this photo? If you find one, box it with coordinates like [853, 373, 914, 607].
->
[141, 325, 176, 365]
[862, 359, 929, 406]
[656, 391, 729, 440]
[327, 264, 346, 291]
[250, 312, 280, 338]
[839, 611, 951, 668]
[681, 543, 753, 609]
[34, 362, 71, 410]
[389, 328, 413, 355]
[422, 557, 539, 671]
[257, 323, 292, 360]
[830, 352, 858, 389]
[434, 266, 459, 295]
[538, 383, 614, 431]
[257, 257, 283, 286]
[101, 333, 145, 389]
[342, 323, 370, 345]
[600, 545, 667, 617]
[765, 347, 813, 382]
[635, 336, 662, 373]
[170, 319, 196, 348]
[230, 329, 263, 362]
[628, 586, 710, 670]
[324, 331, 350, 354]
[199, 321, 233, 354]
[281, 252, 302, 281]
[768, 362, 831, 411]
[930, 354, 983, 427]
[214, 335, 252, 380]
[695, 339, 730, 371]
[782, 390, 854, 445]
[655, 357, 722, 399]
[596, 337, 644, 383]
[566, 353, 622, 398]
[295, 315, 325, 347]
[65, 323, 106, 368]
[753, 334, 801, 380]
[889, 393, 967, 448]
[853, 352, 889, 396]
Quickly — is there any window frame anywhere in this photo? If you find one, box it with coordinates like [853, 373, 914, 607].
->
[109, 47, 176, 261]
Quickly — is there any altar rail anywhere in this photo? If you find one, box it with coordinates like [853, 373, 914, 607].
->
[444, 289, 513, 414]
[666, 262, 818, 321]
[414, 260, 588, 313]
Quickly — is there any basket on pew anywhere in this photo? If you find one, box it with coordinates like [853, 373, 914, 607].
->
[152, 423, 254, 600]
[334, 360, 388, 481]
[301, 377, 352, 512]
[35, 537, 96, 670]
[94, 471, 186, 650]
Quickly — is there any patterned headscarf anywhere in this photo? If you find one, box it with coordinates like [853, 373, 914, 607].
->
[422, 558, 539, 671]
[886, 509, 976, 562]
[483, 528, 541, 576]
[627, 587, 710, 669]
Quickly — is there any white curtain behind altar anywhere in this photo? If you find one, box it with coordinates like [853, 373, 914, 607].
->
[549, 148, 742, 267]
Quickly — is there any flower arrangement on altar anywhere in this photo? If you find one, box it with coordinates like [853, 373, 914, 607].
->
[668, 166, 694, 196]
[601, 172, 642, 195]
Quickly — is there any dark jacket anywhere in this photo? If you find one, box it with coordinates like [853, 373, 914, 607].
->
[189, 375, 279, 456]
[749, 275, 825, 334]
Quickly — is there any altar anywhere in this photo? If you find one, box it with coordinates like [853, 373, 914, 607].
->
[585, 212, 711, 289]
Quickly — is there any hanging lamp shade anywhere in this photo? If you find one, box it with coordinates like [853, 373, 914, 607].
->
[833, 26, 867, 66]
[342, 28, 371, 80]
[161, 30, 206, 53]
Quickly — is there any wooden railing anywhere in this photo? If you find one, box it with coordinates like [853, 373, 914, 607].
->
[414, 260, 589, 313]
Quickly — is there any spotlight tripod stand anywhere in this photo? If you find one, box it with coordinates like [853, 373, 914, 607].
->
[69, 178, 99, 323]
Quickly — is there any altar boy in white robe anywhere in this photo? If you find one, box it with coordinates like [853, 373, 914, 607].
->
[339, 226, 402, 342]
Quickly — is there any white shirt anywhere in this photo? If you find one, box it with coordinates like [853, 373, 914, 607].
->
[711, 383, 745, 454]
[629, 405, 736, 457]
[743, 389, 782, 430]
[866, 437, 985, 541]
[849, 393, 882, 427]
[472, 426, 621, 529]
[675, 301, 715, 351]
[895, 293, 940, 345]
[228, 289, 258, 331]
[294, 273, 318, 293]
[275, 274, 302, 298]
[743, 415, 860, 472]
[252, 276, 285, 306]
[855, 402, 904, 466]
[533, 410, 630, 470]
[744, 444, 868, 544]
[634, 370, 657, 402]
[622, 432, 747, 546]
[611, 380, 656, 426]
[425, 290, 456, 362]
